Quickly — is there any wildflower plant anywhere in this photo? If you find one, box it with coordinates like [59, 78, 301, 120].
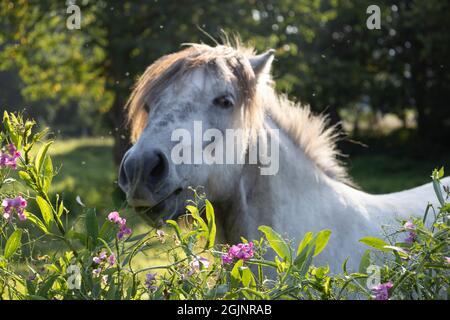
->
[0, 111, 448, 300]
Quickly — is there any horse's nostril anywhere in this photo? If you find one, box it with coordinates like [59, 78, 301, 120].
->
[147, 150, 169, 187]
[150, 153, 165, 178]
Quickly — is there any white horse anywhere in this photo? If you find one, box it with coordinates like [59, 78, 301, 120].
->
[118, 43, 449, 272]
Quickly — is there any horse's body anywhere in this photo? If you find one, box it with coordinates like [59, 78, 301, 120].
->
[118, 43, 448, 272]
[213, 105, 448, 271]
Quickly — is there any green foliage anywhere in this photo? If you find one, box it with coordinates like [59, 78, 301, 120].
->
[2, 0, 449, 146]
[0, 112, 449, 300]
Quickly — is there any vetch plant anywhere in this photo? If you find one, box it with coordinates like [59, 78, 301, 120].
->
[0, 111, 448, 300]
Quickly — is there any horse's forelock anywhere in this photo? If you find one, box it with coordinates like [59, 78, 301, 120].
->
[126, 44, 260, 143]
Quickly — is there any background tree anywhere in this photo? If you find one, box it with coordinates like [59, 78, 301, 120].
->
[1, 0, 449, 163]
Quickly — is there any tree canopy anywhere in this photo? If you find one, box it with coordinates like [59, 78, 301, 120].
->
[1, 0, 449, 161]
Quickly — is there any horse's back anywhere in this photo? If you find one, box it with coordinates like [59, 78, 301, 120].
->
[376, 176, 449, 220]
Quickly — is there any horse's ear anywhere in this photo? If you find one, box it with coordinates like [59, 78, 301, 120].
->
[249, 49, 275, 76]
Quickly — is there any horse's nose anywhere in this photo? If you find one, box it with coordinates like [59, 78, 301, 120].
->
[146, 149, 169, 188]
[118, 148, 169, 196]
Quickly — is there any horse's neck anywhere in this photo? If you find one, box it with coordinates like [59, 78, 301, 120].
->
[219, 115, 427, 245]
[215, 113, 443, 271]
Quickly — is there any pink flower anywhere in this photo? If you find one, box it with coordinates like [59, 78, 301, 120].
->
[372, 281, 393, 300]
[445, 257, 450, 264]
[107, 211, 120, 223]
[404, 221, 416, 231]
[229, 242, 254, 260]
[2, 196, 27, 221]
[0, 144, 21, 170]
[107, 211, 132, 239]
[221, 242, 254, 264]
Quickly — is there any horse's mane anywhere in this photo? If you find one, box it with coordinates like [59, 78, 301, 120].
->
[265, 95, 352, 185]
[125, 42, 352, 185]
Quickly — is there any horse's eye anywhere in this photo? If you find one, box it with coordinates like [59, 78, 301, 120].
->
[213, 95, 234, 109]
[144, 103, 150, 113]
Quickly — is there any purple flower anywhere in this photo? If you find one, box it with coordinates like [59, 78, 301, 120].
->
[405, 232, 416, 244]
[221, 254, 233, 265]
[93, 256, 102, 264]
[145, 272, 157, 292]
[93, 251, 107, 264]
[117, 225, 132, 239]
[108, 253, 116, 266]
[28, 273, 37, 281]
[2, 196, 27, 221]
[372, 281, 393, 300]
[188, 256, 210, 275]
[92, 267, 102, 277]
[403, 221, 417, 244]
[0, 144, 21, 170]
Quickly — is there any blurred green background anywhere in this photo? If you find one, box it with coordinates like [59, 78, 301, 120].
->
[1, 0, 450, 215]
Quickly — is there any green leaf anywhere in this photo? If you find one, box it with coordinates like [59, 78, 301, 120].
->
[37, 275, 58, 297]
[25, 211, 48, 234]
[36, 196, 53, 227]
[85, 209, 99, 248]
[166, 220, 182, 242]
[296, 231, 313, 256]
[4, 229, 23, 260]
[296, 242, 316, 277]
[231, 259, 244, 288]
[433, 178, 445, 206]
[32, 127, 49, 144]
[57, 200, 65, 218]
[358, 249, 371, 274]
[186, 205, 208, 232]
[66, 230, 87, 245]
[241, 266, 256, 289]
[359, 236, 390, 252]
[18, 171, 36, 189]
[42, 155, 53, 193]
[314, 229, 332, 257]
[34, 141, 53, 175]
[99, 220, 115, 240]
[258, 225, 291, 262]
[26, 279, 36, 296]
[205, 200, 216, 249]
